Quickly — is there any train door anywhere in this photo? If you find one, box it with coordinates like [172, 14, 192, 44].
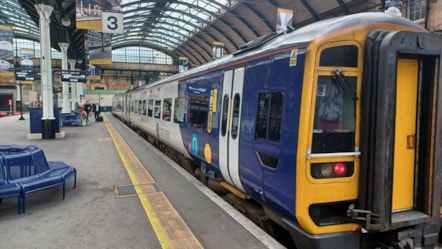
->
[219, 67, 246, 192]
[392, 58, 417, 211]
[124, 93, 131, 121]
[356, 31, 442, 234]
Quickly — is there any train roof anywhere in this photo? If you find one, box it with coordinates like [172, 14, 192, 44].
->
[134, 12, 426, 91]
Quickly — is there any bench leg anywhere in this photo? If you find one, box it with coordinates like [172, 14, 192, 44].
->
[22, 194, 26, 213]
[62, 183, 66, 199]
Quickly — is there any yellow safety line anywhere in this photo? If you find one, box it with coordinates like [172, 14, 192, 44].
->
[103, 115, 203, 249]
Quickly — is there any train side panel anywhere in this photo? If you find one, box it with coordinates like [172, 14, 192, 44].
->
[178, 70, 224, 177]
[126, 81, 189, 157]
[239, 49, 306, 219]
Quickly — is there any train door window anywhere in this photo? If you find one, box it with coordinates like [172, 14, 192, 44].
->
[231, 94, 240, 139]
[189, 96, 209, 129]
[130, 99, 135, 112]
[174, 97, 187, 123]
[255, 92, 283, 142]
[221, 94, 229, 136]
[154, 100, 161, 119]
[138, 100, 143, 114]
[312, 75, 356, 153]
[147, 99, 153, 117]
[143, 100, 147, 115]
[162, 98, 172, 121]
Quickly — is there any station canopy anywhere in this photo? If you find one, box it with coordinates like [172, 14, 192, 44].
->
[1, 0, 371, 66]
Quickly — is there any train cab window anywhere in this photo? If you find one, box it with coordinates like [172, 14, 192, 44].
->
[255, 92, 283, 142]
[162, 98, 172, 121]
[174, 97, 187, 123]
[154, 100, 161, 119]
[189, 96, 209, 129]
[231, 94, 241, 139]
[147, 100, 153, 117]
[312, 75, 356, 153]
[320, 45, 358, 67]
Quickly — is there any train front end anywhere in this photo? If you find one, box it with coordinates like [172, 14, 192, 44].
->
[290, 14, 442, 248]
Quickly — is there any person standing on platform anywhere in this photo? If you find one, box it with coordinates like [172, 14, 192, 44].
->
[84, 101, 91, 121]
[92, 102, 101, 121]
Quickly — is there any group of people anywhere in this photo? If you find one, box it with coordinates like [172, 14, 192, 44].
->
[75, 100, 100, 121]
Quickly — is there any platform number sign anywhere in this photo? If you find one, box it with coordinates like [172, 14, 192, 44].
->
[102, 12, 123, 34]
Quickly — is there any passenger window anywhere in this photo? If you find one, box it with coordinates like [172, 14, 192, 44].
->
[320, 45, 358, 67]
[221, 94, 229, 137]
[162, 98, 172, 121]
[312, 75, 356, 153]
[255, 92, 283, 142]
[231, 94, 240, 139]
[189, 96, 209, 129]
[147, 99, 153, 117]
[154, 100, 161, 119]
[174, 97, 187, 123]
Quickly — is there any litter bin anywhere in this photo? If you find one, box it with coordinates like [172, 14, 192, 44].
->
[29, 107, 62, 134]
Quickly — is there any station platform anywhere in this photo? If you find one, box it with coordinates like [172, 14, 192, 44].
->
[0, 112, 285, 249]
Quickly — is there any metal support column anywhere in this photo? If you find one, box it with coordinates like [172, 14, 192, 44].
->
[35, 3, 55, 139]
[59, 43, 70, 114]
[68, 59, 77, 111]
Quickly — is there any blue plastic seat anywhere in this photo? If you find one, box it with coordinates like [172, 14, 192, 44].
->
[4, 146, 63, 213]
[0, 145, 77, 213]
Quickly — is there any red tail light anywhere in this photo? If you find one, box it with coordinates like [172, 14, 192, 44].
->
[333, 163, 347, 176]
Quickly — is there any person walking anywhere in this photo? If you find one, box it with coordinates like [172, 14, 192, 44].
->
[92, 102, 101, 120]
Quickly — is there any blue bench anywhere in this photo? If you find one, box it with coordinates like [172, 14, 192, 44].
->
[0, 145, 77, 213]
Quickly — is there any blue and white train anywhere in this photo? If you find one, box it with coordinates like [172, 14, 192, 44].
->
[113, 12, 442, 248]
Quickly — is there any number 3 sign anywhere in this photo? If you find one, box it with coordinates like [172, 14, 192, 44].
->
[102, 12, 124, 34]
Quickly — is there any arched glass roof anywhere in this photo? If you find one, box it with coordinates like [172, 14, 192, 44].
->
[4, 0, 365, 66]
[113, 0, 233, 52]
[0, 0, 39, 40]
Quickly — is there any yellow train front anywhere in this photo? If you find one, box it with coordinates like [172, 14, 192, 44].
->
[112, 13, 442, 248]
[291, 14, 442, 248]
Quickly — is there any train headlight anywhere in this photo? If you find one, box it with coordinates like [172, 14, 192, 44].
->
[320, 164, 333, 177]
[311, 162, 354, 179]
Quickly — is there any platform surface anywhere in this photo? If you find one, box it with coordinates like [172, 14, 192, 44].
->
[0, 113, 285, 249]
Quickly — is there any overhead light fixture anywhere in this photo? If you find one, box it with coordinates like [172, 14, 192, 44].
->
[61, 16, 71, 27]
